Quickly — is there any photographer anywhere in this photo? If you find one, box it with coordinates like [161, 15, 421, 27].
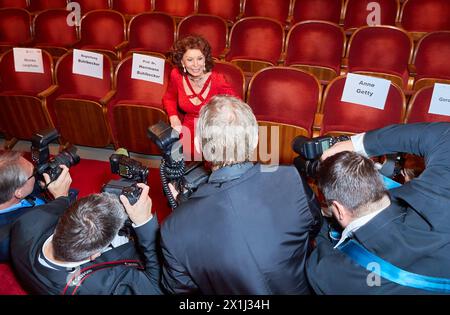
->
[306, 122, 450, 294]
[160, 95, 322, 294]
[10, 184, 163, 295]
[0, 152, 71, 262]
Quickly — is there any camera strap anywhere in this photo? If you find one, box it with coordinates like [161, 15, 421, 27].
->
[61, 259, 144, 295]
[337, 240, 450, 293]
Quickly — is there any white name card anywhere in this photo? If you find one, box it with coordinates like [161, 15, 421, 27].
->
[341, 73, 390, 110]
[131, 53, 165, 84]
[429, 83, 450, 117]
[72, 49, 103, 79]
[13, 48, 44, 73]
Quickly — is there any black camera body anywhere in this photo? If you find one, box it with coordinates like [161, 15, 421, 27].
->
[101, 179, 142, 205]
[109, 153, 149, 183]
[102, 150, 149, 205]
[292, 135, 350, 178]
[147, 121, 210, 209]
[31, 128, 80, 182]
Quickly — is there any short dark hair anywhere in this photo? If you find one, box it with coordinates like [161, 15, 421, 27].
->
[0, 151, 28, 204]
[171, 35, 214, 74]
[318, 151, 387, 217]
[53, 193, 128, 262]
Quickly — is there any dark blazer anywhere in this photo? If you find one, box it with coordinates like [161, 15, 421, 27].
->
[160, 163, 322, 295]
[10, 197, 163, 295]
[306, 123, 450, 294]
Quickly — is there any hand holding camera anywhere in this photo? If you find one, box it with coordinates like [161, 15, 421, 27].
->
[120, 183, 152, 226]
[43, 165, 72, 198]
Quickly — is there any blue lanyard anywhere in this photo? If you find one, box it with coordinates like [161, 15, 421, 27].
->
[338, 240, 450, 293]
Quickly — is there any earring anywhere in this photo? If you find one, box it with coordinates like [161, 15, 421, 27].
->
[182, 64, 186, 73]
[203, 66, 206, 72]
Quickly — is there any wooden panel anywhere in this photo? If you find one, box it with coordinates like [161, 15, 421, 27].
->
[256, 121, 309, 165]
[55, 99, 112, 147]
[113, 104, 168, 155]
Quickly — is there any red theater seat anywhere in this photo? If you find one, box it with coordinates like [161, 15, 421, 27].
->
[0, 8, 32, 54]
[319, 75, 406, 135]
[0, 0, 28, 9]
[28, 0, 68, 13]
[112, 0, 152, 20]
[53, 51, 114, 147]
[197, 0, 241, 24]
[177, 14, 228, 59]
[343, 0, 399, 32]
[405, 85, 450, 123]
[77, 9, 127, 61]
[242, 0, 292, 28]
[247, 67, 322, 164]
[399, 0, 450, 40]
[0, 49, 57, 143]
[213, 60, 245, 99]
[126, 12, 175, 57]
[345, 25, 413, 89]
[71, 0, 110, 15]
[108, 54, 171, 154]
[292, 0, 343, 25]
[411, 31, 450, 91]
[32, 9, 79, 58]
[226, 17, 285, 75]
[153, 0, 196, 20]
[284, 21, 346, 83]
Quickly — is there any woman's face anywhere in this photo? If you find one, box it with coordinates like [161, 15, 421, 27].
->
[181, 49, 206, 77]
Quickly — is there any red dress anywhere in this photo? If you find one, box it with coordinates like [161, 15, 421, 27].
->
[162, 68, 239, 159]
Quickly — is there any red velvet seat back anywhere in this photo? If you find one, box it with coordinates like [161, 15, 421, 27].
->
[127, 12, 175, 54]
[55, 51, 113, 99]
[113, 55, 171, 107]
[177, 14, 228, 58]
[292, 0, 342, 24]
[0, 49, 53, 93]
[414, 32, 450, 83]
[79, 10, 126, 48]
[28, 0, 68, 12]
[0, 0, 28, 8]
[248, 67, 321, 132]
[406, 86, 450, 123]
[320, 76, 405, 135]
[154, 0, 196, 18]
[242, 0, 291, 25]
[33, 9, 78, 46]
[112, 0, 152, 16]
[226, 17, 284, 65]
[197, 0, 241, 23]
[347, 26, 413, 86]
[74, 0, 110, 15]
[344, 0, 398, 30]
[0, 8, 31, 44]
[213, 60, 245, 99]
[400, 0, 450, 33]
[285, 21, 345, 75]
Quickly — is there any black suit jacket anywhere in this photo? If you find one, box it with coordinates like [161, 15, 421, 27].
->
[160, 163, 322, 295]
[306, 123, 450, 294]
[10, 197, 163, 295]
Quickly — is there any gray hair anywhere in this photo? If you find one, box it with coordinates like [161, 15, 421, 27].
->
[0, 151, 28, 204]
[196, 95, 258, 168]
[53, 193, 128, 262]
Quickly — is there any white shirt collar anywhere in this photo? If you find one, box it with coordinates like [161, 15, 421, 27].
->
[334, 204, 389, 249]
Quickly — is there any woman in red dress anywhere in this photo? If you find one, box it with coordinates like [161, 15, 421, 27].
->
[163, 35, 239, 160]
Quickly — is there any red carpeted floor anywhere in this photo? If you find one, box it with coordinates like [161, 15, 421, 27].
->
[0, 157, 172, 295]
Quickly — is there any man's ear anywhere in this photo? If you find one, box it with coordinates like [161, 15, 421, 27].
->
[14, 187, 25, 200]
[331, 201, 346, 221]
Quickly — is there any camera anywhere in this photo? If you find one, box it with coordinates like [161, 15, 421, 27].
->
[147, 121, 210, 209]
[292, 135, 350, 178]
[31, 128, 80, 182]
[102, 149, 148, 205]
[109, 151, 149, 183]
[102, 179, 142, 205]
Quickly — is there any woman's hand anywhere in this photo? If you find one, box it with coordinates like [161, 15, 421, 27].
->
[169, 115, 182, 134]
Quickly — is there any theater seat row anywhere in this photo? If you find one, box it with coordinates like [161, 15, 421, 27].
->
[1, 49, 448, 165]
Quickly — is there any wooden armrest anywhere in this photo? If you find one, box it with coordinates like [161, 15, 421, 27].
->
[279, 52, 287, 65]
[114, 41, 128, 52]
[218, 47, 230, 60]
[312, 113, 323, 137]
[408, 64, 417, 77]
[38, 85, 58, 99]
[99, 90, 116, 106]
